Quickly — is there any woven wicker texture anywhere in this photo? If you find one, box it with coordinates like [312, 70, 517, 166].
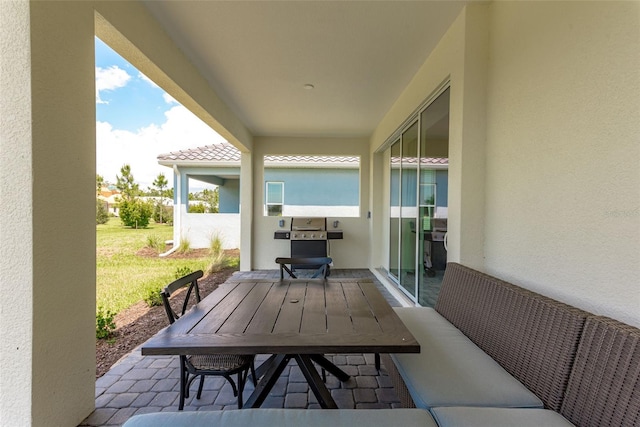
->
[434, 263, 589, 411]
[380, 353, 417, 408]
[560, 316, 640, 427]
[187, 354, 254, 372]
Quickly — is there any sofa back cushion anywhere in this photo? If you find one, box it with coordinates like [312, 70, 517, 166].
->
[435, 263, 588, 411]
[560, 316, 640, 427]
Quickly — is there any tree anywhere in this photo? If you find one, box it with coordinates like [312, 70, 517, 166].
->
[202, 188, 219, 213]
[114, 164, 150, 228]
[190, 188, 219, 213]
[119, 198, 152, 229]
[153, 173, 169, 224]
[96, 174, 104, 196]
[188, 202, 207, 213]
[96, 199, 109, 225]
[116, 164, 139, 201]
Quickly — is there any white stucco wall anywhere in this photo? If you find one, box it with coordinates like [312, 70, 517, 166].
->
[252, 137, 370, 270]
[371, 1, 639, 326]
[1, 2, 97, 425]
[1, 2, 34, 425]
[181, 213, 241, 249]
[370, 4, 489, 272]
[483, 1, 640, 326]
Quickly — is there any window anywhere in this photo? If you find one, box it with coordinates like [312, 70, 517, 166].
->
[265, 182, 284, 216]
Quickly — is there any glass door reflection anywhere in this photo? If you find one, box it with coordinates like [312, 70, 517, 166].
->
[399, 121, 418, 299]
[388, 138, 401, 284]
[417, 88, 449, 307]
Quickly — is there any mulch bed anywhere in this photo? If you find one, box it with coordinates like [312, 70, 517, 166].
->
[95, 253, 238, 378]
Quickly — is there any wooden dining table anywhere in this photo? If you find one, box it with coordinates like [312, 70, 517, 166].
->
[141, 277, 420, 409]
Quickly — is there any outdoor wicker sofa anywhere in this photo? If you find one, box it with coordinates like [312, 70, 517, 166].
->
[381, 262, 639, 426]
[123, 263, 639, 427]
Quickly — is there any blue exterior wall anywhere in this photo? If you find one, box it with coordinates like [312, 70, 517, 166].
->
[264, 168, 359, 206]
[390, 168, 448, 208]
[219, 179, 240, 213]
[172, 166, 359, 213]
[436, 170, 448, 207]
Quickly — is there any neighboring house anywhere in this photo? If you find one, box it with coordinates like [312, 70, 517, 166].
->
[157, 142, 367, 250]
[97, 187, 121, 216]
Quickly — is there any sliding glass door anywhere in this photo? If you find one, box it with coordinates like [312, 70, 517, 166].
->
[417, 88, 449, 306]
[389, 138, 401, 283]
[399, 122, 418, 297]
[388, 87, 450, 305]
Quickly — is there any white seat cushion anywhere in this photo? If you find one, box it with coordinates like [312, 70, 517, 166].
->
[122, 408, 438, 427]
[391, 307, 543, 409]
[431, 407, 575, 427]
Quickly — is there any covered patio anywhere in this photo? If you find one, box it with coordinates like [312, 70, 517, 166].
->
[1, 1, 638, 426]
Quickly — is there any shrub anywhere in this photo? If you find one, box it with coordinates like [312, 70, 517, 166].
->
[210, 233, 224, 257]
[175, 266, 192, 279]
[96, 307, 116, 340]
[188, 203, 206, 213]
[177, 237, 191, 254]
[143, 287, 163, 307]
[96, 199, 109, 225]
[207, 233, 229, 273]
[153, 205, 173, 224]
[119, 198, 153, 229]
[146, 234, 165, 253]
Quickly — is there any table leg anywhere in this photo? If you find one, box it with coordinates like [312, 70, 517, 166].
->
[310, 354, 351, 382]
[244, 354, 290, 408]
[294, 355, 338, 409]
[252, 354, 279, 381]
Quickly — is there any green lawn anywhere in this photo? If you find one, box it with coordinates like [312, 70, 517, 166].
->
[97, 218, 221, 314]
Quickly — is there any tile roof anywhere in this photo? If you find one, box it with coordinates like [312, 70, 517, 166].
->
[158, 143, 241, 163]
[158, 143, 361, 165]
[158, 143, 448, 167]
[391, 156, 449, 166]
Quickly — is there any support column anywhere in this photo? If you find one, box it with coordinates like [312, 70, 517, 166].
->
[240, 151, 253, 270]
[1, 2, 97, 425]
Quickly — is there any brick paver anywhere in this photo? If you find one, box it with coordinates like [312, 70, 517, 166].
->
[79, 269, 404, 426]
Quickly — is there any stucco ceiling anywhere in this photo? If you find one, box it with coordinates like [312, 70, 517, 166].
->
[142, 1, 467, 138]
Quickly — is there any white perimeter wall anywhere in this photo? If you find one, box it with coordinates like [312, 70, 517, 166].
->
[484, 1, 640, 326]
[181, 213, 241, 249]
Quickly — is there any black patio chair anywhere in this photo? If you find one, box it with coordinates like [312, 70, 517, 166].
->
[161, 270, 256, 410]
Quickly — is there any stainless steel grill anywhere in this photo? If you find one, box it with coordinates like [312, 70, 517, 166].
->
[274, 217, 343, 272]
[291, 217, 327, 241]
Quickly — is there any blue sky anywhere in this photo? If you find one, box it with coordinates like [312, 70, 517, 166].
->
[95, 39, 167, 132]
[95, 37, 224, 189]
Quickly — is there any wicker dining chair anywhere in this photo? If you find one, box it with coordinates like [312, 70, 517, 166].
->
[161, 270, 256, 410]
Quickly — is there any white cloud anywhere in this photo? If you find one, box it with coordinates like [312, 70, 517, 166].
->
[138, 72, 159, 89]
[96, 66, 131, 104]
[96, 105, 227, 189]
[163, 93, 178, 104]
